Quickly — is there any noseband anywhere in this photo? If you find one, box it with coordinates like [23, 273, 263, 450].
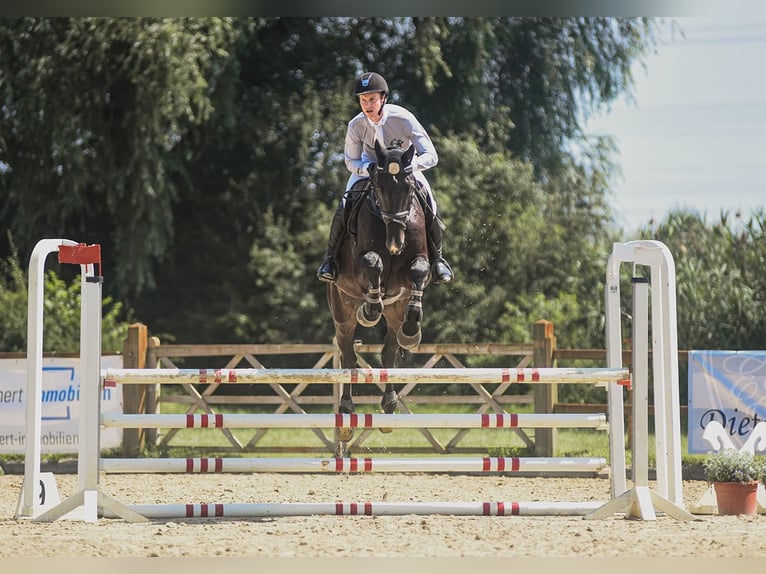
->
[378, 203, 411, 226]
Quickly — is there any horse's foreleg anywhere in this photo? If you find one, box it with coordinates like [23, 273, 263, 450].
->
[356, 251, 384, 327]
[337, 369, 355, 443]
[397, 256, 429, 349]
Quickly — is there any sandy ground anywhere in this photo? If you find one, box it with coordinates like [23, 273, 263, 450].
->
[1, 470, 764, 561]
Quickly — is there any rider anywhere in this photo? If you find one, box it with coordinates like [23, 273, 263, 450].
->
[316, 71, 454, 285]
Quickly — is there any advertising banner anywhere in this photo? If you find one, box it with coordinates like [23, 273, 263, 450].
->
[0, 355, 123, 454]
[688, 350, 766, 454]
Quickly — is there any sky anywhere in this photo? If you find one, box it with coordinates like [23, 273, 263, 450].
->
[586, 16, 766, 233]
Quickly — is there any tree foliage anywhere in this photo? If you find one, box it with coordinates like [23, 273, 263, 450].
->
[0, 239, 131, 353]
[5, 16, 721, 357]
[0, 17, 237, 292]
[640, 210, 766, 350]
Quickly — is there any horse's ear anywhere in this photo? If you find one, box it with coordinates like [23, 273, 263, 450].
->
[402, 144, 416, 168]
[374, 140, 385, 162]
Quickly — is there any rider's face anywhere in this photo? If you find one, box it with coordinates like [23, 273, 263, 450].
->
[359, 92, 385, 121]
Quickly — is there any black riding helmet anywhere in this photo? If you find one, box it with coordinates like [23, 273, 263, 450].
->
[355, 72, 388, 120]
[354, 72, 389, 100]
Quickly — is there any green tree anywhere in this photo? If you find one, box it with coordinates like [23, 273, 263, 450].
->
[0, 240, 131, 353]
[0, 17, 237, 293]
[424, 136, 616, 350]
[1, 17, 663, 351]
[388, 18, 660, 174]
[641, 210, 766, 350]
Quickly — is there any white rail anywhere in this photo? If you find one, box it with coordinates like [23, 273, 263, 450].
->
[100, 456, 608, 474]
[100, 412, 607, 430]
[102, 366, 630, 386]
[102, 500, 606, 519]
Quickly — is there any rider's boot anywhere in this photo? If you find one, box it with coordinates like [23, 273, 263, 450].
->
[427, 215, 454, 284]
[317, 203, 346, 283]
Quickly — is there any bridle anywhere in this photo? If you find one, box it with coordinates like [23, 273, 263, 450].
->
[372, 154, 415, 227]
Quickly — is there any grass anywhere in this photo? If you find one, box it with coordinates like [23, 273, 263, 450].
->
[0, 403, 704, 468]
[138, 401, 703, 469]
[5, 402, 704, 473]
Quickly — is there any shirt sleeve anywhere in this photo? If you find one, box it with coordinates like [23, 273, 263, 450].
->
[406, 115, 438, 173]
[344, 118, 372, 177]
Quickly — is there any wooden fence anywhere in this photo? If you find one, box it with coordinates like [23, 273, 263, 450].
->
[121, 320, 691, 458]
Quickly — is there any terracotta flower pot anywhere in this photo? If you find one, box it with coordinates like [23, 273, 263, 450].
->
[713, 481, 759, 516]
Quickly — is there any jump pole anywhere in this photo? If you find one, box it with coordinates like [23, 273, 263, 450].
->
[102, 500, 605, 519]
[99, 455, 608, 474]
[101, 412, 607, 429]
[103, 366, 630, 386]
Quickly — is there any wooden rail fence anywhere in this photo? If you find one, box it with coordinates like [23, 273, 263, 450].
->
[119, 320, 689, 458]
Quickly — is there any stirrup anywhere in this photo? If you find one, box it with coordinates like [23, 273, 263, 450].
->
[317, 257, 338, 283]
[433, 259, 453, 284]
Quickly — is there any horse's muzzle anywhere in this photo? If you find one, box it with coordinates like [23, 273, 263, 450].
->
[385, 220, 407, 255]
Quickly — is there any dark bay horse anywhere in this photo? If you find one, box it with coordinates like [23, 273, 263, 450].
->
[327, 141, 432, 444]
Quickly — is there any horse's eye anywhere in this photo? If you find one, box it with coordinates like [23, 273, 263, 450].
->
[387, 162, 400, 175]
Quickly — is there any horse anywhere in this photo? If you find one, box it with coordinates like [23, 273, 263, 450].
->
[327, 140, 432, 445]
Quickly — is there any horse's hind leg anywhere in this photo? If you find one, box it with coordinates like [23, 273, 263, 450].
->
[380, 332, 400, 415]
[328, 286, 359, 444]
[377, 321, 402, 431]
[336, 356, 355, 443]
[397, 256, 430, 349]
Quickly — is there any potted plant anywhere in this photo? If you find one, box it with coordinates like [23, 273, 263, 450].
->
[702, 448, 762, 516]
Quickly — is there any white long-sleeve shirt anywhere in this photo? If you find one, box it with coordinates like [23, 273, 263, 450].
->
[344, 103, 437, 197]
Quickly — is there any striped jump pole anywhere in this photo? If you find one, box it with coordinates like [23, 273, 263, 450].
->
[100, 455, 608, 474]
[101, 412, 607, 430]
[102, 500, 606, 519]
[102, 366, 630, 387]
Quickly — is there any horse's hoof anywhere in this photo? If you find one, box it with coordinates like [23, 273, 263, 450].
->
[380, 391, 398, 414]
[379, 389, 397, 433]
[336, 426, 354, 443]
[337, 398, 355, 442]
[356, 304, 381, 327]
[339, 398, 354, 414]
[396, 323, 421, 349]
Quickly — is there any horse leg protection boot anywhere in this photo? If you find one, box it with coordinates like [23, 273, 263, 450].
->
[427, 214, 454, 284]
[317, 203, 346, 282]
